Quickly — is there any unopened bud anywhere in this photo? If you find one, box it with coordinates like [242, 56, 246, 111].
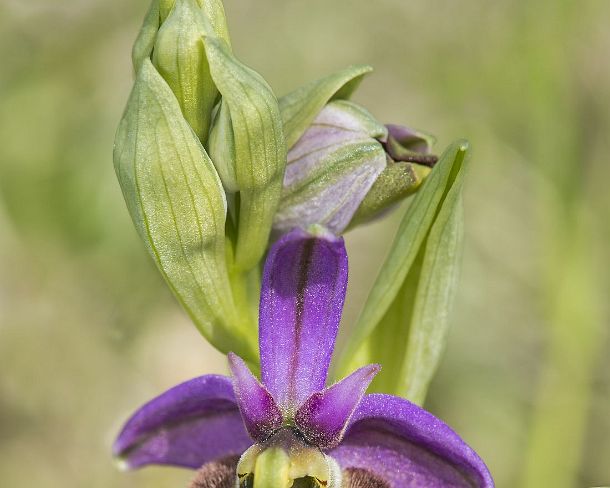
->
[273, 100, 387, 235]
[350, 123, 437, 226]
[152, 0, 230, 143]
[274, 100, 438, 235]
[160, 0, 232, 39]
[383, 124, 437, 166]
[349, 160, 431, 227]
[208, 99, 238, 192]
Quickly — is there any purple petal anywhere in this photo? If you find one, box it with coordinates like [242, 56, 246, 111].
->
[259, 228, 348, 411]
[295, 364, 380, 449]
[228, 353, 283, 442]
[329, 394, 494, 487]
[113, 375, 253, 469]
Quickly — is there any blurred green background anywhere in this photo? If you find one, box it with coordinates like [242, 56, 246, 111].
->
[1, 0, 608, 486]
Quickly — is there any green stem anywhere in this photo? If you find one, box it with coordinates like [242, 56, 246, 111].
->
[517, 1, 605, 483]
[226, 236, 261, 365]
[522, 204, 602, 488]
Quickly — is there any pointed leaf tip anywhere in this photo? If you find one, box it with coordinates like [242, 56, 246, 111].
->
[280, 64, 374, 148]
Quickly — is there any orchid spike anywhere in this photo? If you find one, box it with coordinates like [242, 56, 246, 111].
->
[113, 228, 494, 487]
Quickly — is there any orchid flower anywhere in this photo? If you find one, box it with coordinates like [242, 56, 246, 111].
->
[113, 228, 493, 487]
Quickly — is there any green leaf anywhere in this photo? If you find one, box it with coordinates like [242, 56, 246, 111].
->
[335, 141, 469, 404]
[132, 0, 160, 72]
[113, 59, 256, 361]
[368, 197, 463, 404]
[204, 36, 286, 271]
[279, 65, 373, 148]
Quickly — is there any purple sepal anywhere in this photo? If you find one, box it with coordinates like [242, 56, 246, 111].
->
[113, 375, 253, 469]
[259, 228, 348, 411]
[329, 394, 495, 487]
[295, 364, 380, 449]
[228, 353, 283, 442]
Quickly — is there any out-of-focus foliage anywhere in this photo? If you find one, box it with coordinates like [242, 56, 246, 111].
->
[0, 1, 608, 487]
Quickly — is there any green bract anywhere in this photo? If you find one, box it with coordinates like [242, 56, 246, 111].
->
[114, 59, 255, 361]
[152, 0, 221, 143]
[279, 64, 372, 148]
[115, 0, 286, 358]
[336, 141, 469, 405]
[204, 36, 286, 271]
[132, 0, 160, 72]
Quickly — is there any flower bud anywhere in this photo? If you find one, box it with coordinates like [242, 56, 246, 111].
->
[159, 0, 174, 22]
[273, 100, 438, 235]
[152, 0, 230, 143]
[350, 124, 437, 227]
[113, 59, 256, 361]
[273, 100, 387, 235]
[208, 99, 238, 192]
[160, 0, 231, 40]
[383, 124, 437, 165]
